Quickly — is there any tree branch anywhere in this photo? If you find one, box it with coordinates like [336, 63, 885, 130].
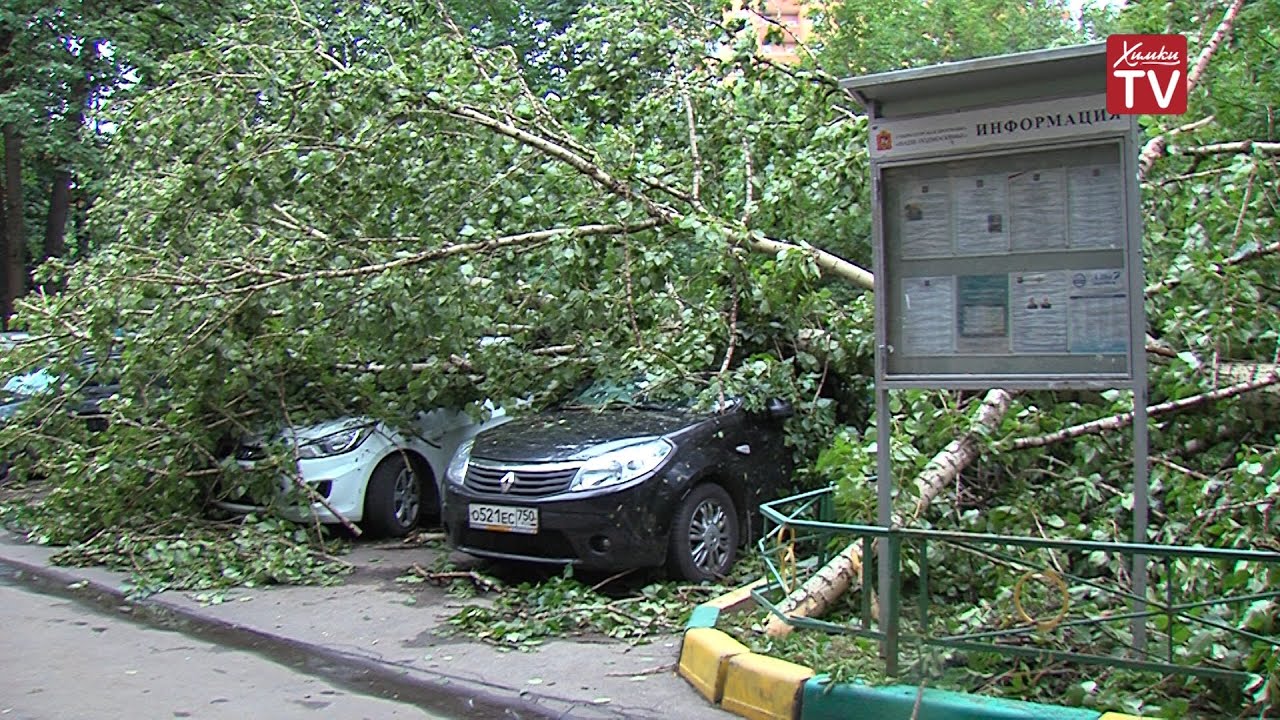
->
[748, 235, 875, 290]
[1138, 0, 1246, 178]
[190, 219, 663, 298]
[1187, 0, 1246, 92]
[1145, 238, 1280, 296]
[1165, 140, 1280, 157]
[679, 77, 703, 202]
[440, 95, 877, 295]
[334, 344, 577, 375]
[623, 242, 645, 350]
[443, 104, 678, 222]
[716, 283, 740, 409]
[1005, 372, 1280, 451]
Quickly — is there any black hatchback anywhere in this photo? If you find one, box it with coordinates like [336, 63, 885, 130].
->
[442, 379, 793, 581]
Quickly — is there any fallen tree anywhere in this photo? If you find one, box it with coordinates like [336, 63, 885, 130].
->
[2, 11, 1276, 715]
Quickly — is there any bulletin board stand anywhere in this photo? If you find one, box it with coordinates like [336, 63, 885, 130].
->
[841, 43, 1152, 656]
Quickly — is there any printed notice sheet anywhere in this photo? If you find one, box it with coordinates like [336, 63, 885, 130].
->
[1068, 268, 1128, 354]
[1068, 165, 1123, 249]
[899, 178, 952, 258]
[901, 276, 955, 355]
[956, 274, 1010, 354]
[1011, 271, 1069, 353]
[1009, 168, 1066, 252]
[954, 174, 1009, 255]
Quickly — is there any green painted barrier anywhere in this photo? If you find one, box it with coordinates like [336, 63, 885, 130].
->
[800, 677, 1103, 720]
[685, 604, 720, 630]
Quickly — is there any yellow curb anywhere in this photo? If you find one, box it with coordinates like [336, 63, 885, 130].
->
[706, 578, 768, 612]
[720, 652, 814, 720]
[1099, 715, 1147, 720]
[678, 627, 751, 703]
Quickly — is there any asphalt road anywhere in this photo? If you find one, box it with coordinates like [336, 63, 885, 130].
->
[0, 580, 450, 720]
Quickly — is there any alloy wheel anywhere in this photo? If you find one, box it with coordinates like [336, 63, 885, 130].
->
[687, 498, 730, 574]
[391, 464, 420, 527]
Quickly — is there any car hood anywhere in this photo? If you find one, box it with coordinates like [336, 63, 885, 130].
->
[286, 417, 373, 442]
[238, 417, 372, 448]
[472, 408, 705, 463]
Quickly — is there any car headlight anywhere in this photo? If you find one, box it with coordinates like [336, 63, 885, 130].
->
[571, 438, 673, 492]
[295, 425, 373, 459]
[446, 438, 474, 486]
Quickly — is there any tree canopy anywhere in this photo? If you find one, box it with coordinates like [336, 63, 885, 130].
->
[1, 0, 1278, 715]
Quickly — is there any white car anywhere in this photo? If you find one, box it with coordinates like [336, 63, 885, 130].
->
[218, 406, 506, 537]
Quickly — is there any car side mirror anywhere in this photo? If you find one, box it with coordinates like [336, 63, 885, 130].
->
[766, 398, 794, 420]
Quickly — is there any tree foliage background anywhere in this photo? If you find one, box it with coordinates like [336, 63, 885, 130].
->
[0, 0, 1278, 715]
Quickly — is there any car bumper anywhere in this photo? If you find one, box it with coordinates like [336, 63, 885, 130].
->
[443, 475, 681, 571]
[215, 451, 375, 524]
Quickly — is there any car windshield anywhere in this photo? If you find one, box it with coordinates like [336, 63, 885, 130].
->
[0, 346, 122, 405]
[567, 377, 695, 411]
[2, 367, 56, 403]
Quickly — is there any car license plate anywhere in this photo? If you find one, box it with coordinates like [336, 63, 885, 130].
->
[468, 504, 538, 534]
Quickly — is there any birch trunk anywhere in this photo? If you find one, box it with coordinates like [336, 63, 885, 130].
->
[764, 389, 1013, 637]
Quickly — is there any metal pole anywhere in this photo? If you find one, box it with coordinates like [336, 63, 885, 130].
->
[867, 96, 898, 669]
[1132, 382, 1149, 655]
[1126, 117, 1150, 657]
[876, 383, 895, 666]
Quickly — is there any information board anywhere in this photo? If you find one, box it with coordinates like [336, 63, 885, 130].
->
[846, 45, 1151, 660]
[880, 140, 1137, 385]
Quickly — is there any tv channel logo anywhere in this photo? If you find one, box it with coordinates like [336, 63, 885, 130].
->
[1107, 34, 1188, 115]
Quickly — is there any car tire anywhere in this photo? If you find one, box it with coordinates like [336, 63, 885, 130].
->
[667, 483, 739, 582]
[362, 453, 423, 538]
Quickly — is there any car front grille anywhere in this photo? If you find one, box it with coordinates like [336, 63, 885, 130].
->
[464, 462, 579, 497]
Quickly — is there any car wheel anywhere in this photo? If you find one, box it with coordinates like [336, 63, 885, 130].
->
[362, 454, 423, 538]
[667, 483, 739, 582]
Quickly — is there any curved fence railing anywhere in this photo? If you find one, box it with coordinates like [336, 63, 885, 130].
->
[754, 485, 1280, 684]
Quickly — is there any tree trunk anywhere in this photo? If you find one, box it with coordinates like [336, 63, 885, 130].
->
[45, 169, 71, 259]
[0, 27, 17, 327]
[763, 542, 863, 638]
[0, 181, 6, 327]
[3, 123, 25, 325]
[910, 390, 1015, 518]
[44, 39, 97, 264]
[74, 194, 91, 257]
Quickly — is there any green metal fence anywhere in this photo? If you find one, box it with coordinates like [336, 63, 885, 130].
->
[753, 485, 1280, 684]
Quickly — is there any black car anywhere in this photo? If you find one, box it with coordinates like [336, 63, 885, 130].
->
[443, 379, 794, 581]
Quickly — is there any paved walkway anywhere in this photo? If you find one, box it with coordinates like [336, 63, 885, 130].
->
[0, 530, 732, 720]
[1, 578, 452, 719]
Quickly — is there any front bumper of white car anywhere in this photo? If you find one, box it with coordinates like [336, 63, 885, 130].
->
[215, 438, 391, 524]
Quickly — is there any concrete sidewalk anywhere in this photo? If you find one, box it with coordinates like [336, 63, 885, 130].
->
[0, 529, 732, 720]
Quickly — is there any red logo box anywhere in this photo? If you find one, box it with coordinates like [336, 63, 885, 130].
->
[1107, 34, 1188, 115]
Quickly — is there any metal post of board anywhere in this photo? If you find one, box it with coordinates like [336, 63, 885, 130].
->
[875, 383, 895, 670]
[1132, 387, 1149, 655]
[1126, 119, 1149, 657]
[867, 91, 898, 672]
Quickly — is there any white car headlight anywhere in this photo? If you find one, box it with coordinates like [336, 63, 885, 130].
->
[571, 438, 673, 492]
[296, 425, 373, 459]
[446, 438, 474, 486]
